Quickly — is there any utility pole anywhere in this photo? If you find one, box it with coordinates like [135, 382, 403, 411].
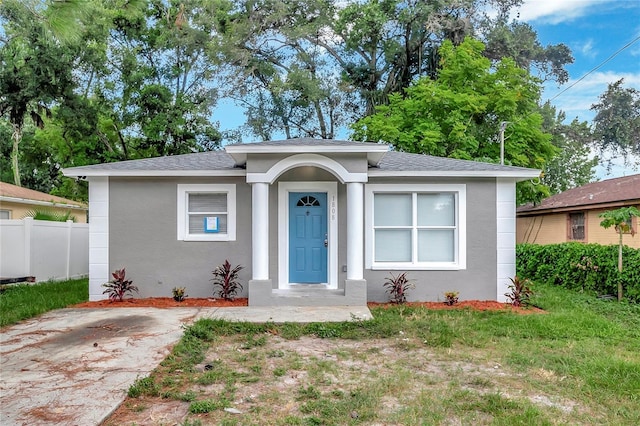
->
[499, 121, 509, 165]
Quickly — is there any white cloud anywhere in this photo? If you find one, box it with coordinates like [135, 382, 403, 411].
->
[578, 39, 597, 58]
[515, 0, 612, 24]
[543, 70, 640, 122]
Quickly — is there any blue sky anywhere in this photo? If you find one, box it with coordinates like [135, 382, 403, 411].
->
[215, 0, 640, 178]
[514, 0, 640, 178]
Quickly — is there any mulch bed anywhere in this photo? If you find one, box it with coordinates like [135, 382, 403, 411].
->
[73, 298, 544, 314]
[72, 298, 248, 308]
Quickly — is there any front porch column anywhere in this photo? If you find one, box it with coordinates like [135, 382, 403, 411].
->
[252, 182, 269, 280]
[346, 182, 364, 280]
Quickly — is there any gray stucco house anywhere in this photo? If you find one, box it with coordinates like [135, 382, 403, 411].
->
[63, 139, 538, 306]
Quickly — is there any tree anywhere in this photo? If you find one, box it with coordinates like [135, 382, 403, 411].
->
[599, 206, 640, 301]
[539, 102, 597, 194]
[0, 0, 78, 186]
[352, 38, 556, 204]
[591, 79, 640, 168]
[481, 19, 573, 84]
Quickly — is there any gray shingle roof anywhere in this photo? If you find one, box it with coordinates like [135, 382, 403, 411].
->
[63, 139, 539, 178]
[63, 150, 237, 176]
[376, 151, 536, 173]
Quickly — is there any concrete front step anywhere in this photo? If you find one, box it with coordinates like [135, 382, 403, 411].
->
[270, 289, 362, 306]
[248, 279, 367, 307]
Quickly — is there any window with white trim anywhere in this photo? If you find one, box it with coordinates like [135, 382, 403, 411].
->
[366, 184, 466, 270]
[177, 184, 236, 241]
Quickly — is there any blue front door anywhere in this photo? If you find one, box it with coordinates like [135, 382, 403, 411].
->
[289, 192, 328, 283]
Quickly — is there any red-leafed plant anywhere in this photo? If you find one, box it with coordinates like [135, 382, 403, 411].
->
[103, 268, 139, 302]
[212, 260, 244, 300]
[505, 276, 533, 307]
[383, 272, 415, 304]
[444, 291, 459, 306]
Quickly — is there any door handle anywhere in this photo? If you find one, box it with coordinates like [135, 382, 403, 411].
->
[324, 234, 328, 247]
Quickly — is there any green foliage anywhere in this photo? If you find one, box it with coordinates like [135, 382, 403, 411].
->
[211, 260, 244, 301]
[0, 278, 88, 327]
[352, 37, 556, 204]
[189, 399, 229, 413]
[172, 286, 187, 302]
[599, 207, 640, 233]
[102, 268, 138, 302]
[516, 243, 640, 302]
[383, 272, 415, 304]
[539, 102, 598, 195]
[591, 79, 640, 165]
[504, 276, 534, 307]
[128, 376, 160, 398]
[23, 208, 76, 222]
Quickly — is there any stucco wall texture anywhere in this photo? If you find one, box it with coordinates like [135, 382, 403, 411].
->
[109, 174, 499, 302]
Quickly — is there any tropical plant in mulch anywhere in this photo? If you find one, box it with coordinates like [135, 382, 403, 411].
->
[505, 276, 533, 307]
[212, 260, 244, 301]
[383, 272, 415, 304]
[102, 268, 139, 302]
[172, 286, 188, 302]
[444, 291, 459, 306]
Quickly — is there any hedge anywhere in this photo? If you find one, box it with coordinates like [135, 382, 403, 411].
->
[516, 243, 640, 303]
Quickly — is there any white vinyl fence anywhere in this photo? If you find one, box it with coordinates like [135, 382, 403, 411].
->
[0, 217, 89, 282]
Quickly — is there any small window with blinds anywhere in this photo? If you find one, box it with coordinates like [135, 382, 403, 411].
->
[177, 184, 236, 241]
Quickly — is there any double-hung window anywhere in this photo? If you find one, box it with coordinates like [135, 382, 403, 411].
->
[177, 184, 236, 241]
[366, 184, 466, 270]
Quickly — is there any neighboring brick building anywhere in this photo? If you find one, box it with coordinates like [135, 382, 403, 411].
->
[0, 182, 87, 223]
[517, 174, 640, 248]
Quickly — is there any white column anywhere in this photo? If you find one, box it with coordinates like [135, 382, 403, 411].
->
[88, 177, 109, 300]
[347, 182, 364, 280]
[252, 182, 270, 280]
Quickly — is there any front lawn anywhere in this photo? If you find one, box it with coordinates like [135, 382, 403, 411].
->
[0, 278, 88, 327]
[106, 284, 640, 425]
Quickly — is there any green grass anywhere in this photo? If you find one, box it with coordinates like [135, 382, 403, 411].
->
[106, 283, 640, 425]
[0, 278, 88, 327]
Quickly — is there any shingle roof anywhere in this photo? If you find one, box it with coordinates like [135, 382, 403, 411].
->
[62, 139, 539, 179]
[63, 150, 238, 176]
[375, 151, 535, 173]
[517, 174, 640, 214]
[0, 182, 86, 208]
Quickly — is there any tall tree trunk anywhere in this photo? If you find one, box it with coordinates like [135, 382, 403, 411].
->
[618, 230, 623, 302]
[11, 123, 22, 187]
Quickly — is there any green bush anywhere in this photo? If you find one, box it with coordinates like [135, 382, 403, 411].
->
[516, 243, 640, 303]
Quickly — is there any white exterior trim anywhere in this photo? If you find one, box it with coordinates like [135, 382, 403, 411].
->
[177, 184, 237, 241]
[88, 177, 109, 301]
[248, 154, 367, 184]
[496, 178, 517, 302]
[368, 170, 540, 180]
[365, 184, 467, 270]
[63, 170, 246, 178]
[278, 182, 338, 289]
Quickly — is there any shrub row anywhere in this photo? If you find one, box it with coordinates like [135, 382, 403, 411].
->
[516, 243, 640, 303]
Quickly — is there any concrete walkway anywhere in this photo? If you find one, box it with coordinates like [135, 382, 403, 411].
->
[0, 306, 372, 425]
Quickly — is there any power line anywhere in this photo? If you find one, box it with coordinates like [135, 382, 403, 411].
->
[548, 34, 640, 103]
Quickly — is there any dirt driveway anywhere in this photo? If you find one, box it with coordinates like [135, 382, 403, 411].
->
[0, 307, 200, 425]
